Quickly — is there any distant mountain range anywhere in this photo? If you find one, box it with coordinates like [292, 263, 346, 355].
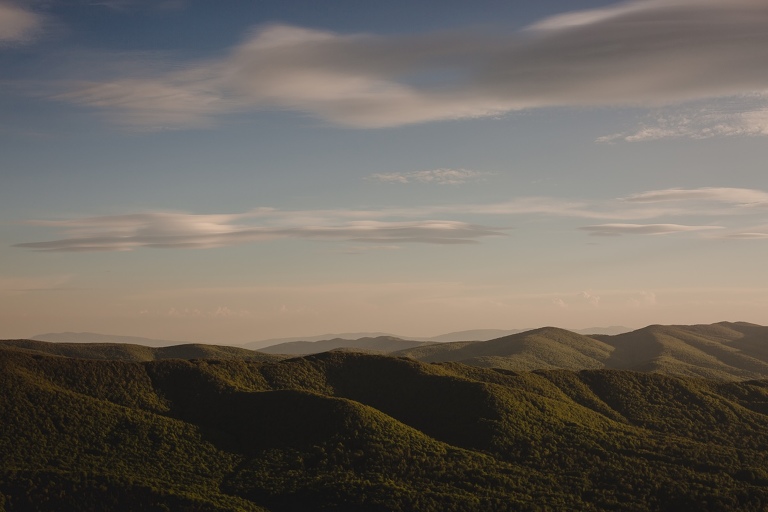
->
[3, 338, 280, 363]
[31, 326, 631, 351]
[12, 322, 768, 381]
[32, 332, 192, 348]
[256, 336, 432, 355]
[243, 325, 631, 349]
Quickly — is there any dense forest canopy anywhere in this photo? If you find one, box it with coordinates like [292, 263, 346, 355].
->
[2, 329, 768, 511]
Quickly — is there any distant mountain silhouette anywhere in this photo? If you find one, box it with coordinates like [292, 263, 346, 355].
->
[251, 326, 632, 351]
[242, 331, 399, 350]
[1, 339, 280, 362]
[32, 332, 189, 348]
[257, 336, 433, 355]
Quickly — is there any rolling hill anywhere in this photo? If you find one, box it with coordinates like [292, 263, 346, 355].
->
[394, 322, 768, 380]
[19, 322, 768, 380]
[2, 346, 768, 510]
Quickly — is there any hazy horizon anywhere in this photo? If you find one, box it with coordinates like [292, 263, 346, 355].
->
[3, 0, 768, 343]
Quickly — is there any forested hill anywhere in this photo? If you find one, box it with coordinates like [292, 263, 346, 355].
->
[2, 347, 768, 511]
[7, 321, 768, 380]
[393, 321, 768, 380]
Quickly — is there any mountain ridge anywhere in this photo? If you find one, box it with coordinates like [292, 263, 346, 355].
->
[12, 321, 768, 381]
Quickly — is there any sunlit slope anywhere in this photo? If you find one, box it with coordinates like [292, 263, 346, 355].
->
[603, 322, 768, 379]
[394, 327, 613, 371]
[394, 322, 768, 380]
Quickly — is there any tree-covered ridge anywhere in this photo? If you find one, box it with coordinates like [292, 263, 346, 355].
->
[2, 346, 768, 511]
[8, 321, 768, 381]
[393, 321, 768, 380]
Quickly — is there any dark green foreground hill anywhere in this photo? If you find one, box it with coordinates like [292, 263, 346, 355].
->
[2, 346, 768, 511]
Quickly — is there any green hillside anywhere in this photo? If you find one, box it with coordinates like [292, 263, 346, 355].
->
[2, 345, 768, 510]
[395, 322, 768, 380]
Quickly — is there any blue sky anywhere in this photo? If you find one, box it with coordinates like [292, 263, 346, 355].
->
[2, 0, 768, 343]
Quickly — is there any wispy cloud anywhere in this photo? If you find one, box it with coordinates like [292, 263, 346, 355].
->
[0, 1, 45, 44]
[15, 212, 505, 252]
[579, 291, 600, 307]
[597, 97, 768, 142]
[722, 232, 768, 240]
[624, 187, 768, 205]
[368, 168, 489, 185]
[580, 223, 723, 236]
[50, 0, 768, 129]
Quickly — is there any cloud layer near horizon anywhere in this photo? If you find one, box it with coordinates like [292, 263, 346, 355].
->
[14, 187, 768, 252]
[54, 0, 768, 129]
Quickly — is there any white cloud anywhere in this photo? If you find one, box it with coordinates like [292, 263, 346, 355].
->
[52, 0, 768, 129]
[368, 168, 489, 185]
[580, 223, 723, 236]
[0, 2, 44, 43]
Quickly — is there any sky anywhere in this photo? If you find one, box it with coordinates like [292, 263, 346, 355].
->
[2, 0, 768, 344]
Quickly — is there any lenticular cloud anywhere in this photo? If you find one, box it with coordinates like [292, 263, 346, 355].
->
[58, 0, 768, 129]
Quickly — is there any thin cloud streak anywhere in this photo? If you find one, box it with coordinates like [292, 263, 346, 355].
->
[51, 0, 768, 129]
[15, 215, 506, 252]
[580, 223, 723, 236]
[367, 168, 489, 185]
[624, 187, 768, 205]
